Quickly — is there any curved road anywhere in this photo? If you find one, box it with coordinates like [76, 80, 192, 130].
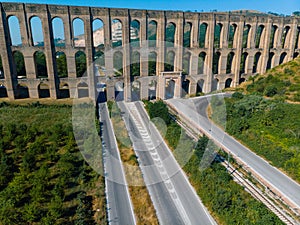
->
[166, 95, 300, 214]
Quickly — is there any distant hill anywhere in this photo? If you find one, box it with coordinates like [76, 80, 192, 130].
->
[239, 56, 300, 103]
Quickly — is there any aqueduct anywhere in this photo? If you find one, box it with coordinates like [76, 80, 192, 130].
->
[0, 2, 299, 101]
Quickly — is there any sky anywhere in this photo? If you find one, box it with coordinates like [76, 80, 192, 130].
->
[3, 0, 300, 44]
[1, 0, 299, 15]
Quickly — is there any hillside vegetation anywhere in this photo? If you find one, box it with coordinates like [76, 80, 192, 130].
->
[212, 57, 300, 183]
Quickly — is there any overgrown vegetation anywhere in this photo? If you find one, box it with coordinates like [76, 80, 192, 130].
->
[145, 100, 284, 225]
[0, 102, 106, 224]
[244, 56, 300, 102]
[210, 57, 300, 183]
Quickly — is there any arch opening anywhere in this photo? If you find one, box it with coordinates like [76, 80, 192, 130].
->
[228, 24, 237, 48]
[8, 16, 22, 46]
[16, 84, 29, 99]
[165, 51, 175, 72]
[198, 52, 206, 74]
[252, 52, 261, 73]
[131, 80, 140, 101]
[73, 18, 85, 47]
[148, 80, 157, 100]
[225, 78, 232, 88]
[148, 20, 157, 47]
[59, 83, 70, 99]
[214, 23, 223, 48]
[240, 52, 248, 74]
[131, 51, 140, 77]
[77, 82, 89, 98]
[52, 17, 65, 47]
[34, 51, 47, 78]
[165, 79, 175, 99]
[242, 24, 251, 48]
[182, 79, 190, 97]
[112, 19, 122, 48]
[13, 51, 26, 79]
[182, 52, 191, 75]
[269, 25, 278, 48]
[75, 51, 87, 77]
[38, 83, 50, 98]
[115, 81, 124, 101]
[130, 20, 140, 47]
[183, 22, 192, 48]
[199, 23, 208, 48]
[30, 16, 44, 46]
[113, 51, 123, 76]
[196, 79, 204, 94]
[148, 52, 157, 76]
[56, 52, 68, 78]
[92, 19, 104, 48]
[0, 84, 7, 98]
[213, 52, 221, 74]
[255, 25, 265, 48]
[166, 22, 176, 47]
[226, 52, 235, 74]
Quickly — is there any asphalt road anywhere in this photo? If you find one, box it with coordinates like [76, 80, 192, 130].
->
[118, 101, 217, 225]
[98, 103, 136, 225]
[166, 94, 300, 212]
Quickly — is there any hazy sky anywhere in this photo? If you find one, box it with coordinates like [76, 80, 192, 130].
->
[1, 0, 299, 15]
[3, 0, 299, 44]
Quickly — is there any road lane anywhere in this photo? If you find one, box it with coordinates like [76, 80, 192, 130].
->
[99, 103, 136, 225]
[166, 95, 300, 214]
[118, 101, 217, 225]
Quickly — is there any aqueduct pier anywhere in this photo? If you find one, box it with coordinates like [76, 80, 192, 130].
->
[0, 2, 299, 102]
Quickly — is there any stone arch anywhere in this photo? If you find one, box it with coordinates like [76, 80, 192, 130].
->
[73, 18, 85, 47]
[240, 52, 248, 74]
[199, 23, 208, 48]
[0, 56, 4, 79]
[52, 17, 65, 47]
[113, 51, 123, 76]
[34, 51, 47, 78]
[16, 83, 29, 99]
[295, 26, 300, 49]
[239, 77, 246, 84]
[77, 82, 89, 98]
[115, 81, 124, 101]
[0, 84, 8, 98]
[225, 78, 232, 88]
[279, 52, 287, 64]
[182, 79, 190, 97]
[266, 52, 275, 70]
[213, 52, 221, 74]
[148, 80, 157, 100]
[148, 51, 157, 76]
[166, 22, 176, 47]
[214, 23, 223, 48]
[59, 83, 70, 99]
[166, 79, 175, 99]
[212, 78, 219, 91]
[270, 25, 278, 48]
[198, 52, 206, 74]
[182, 52, 191, 75]
[183, 22, 192, 48]
[112, 19, 122, 48]
[148, 20, 157, 47]
[228, 23, 237, 48]
[38, 83, 50, 98]
[165, 51, 175, 72]
[243, 24, 251, 48]
[226, 52, 235, 74]
[196, 79, 205, 94]
[255, 25, 265, 48]
[56, 51, 68, 78]
[75, 51, 87, 77]
[252, 52, 261, 73]
[92, 18, 104, 48]
[8, 16, 22, 46]
[94, 50, 105, 76]
[281, 26, 290, 49]
[131, 80, 141, 101]
[131, 51, 140, 77]
[13, 51, 26, 79]
[30, 16, 44, 46]
[130, 20, 140, 47]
